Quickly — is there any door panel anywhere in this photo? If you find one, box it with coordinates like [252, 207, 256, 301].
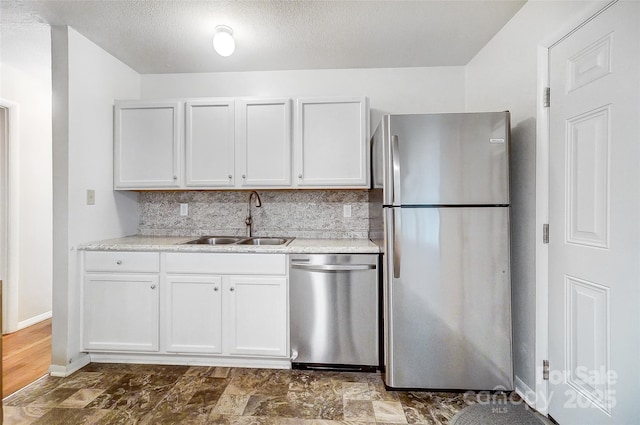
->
[185, 100, 235, 187]
[237, 99, 291, 187]
[388, 112, 510, 205]
[83, 274, 159, 352]
[384, 206, 512, 390]
[164, 276, 223, 354]
[548, 2, 640, 423]
[227, 277, 287, 357]
[114, 101, 181, 188]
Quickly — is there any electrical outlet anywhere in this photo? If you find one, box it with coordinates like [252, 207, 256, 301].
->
[86, 189, 95, 205]
[180, 203, 189, 216]
[343, 204, 352, 218]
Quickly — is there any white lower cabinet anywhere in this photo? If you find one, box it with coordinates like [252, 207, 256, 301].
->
[164, 276, 223, 354]
[82, 251, 288, 365]
[83, 274, 160, 352]
[227, 277, 288, 357]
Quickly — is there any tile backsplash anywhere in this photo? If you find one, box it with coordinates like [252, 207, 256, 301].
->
[139, 190, 370, 239]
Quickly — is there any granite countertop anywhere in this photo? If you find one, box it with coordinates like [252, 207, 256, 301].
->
[78, 235, 380, 254]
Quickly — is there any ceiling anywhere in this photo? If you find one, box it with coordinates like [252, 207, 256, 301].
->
[1, 0, 526, 74]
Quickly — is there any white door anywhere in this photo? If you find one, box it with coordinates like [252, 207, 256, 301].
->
[83, 274, 160, 352]
[185, 99, 235, 188]
[0, 107, 6, 328]
[548, 2, 640, 423]
[226, 276, 287, 357]
[295, 97, 369, 188]
[237, 99, 291, 187]
[164, 275, 223, 354]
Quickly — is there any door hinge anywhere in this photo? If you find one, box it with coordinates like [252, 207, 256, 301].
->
[543, 360, 550, 380]
[543, 87, 551, 107]
[543, 223, 549, 244]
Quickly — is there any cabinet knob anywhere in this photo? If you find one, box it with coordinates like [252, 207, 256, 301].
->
[214, 286, 219, 291]
[298, 173, 303, 179]
[242, 174, 246, 179]
[230, 287, 235, 292]
[150, 284, 156, 290]
[173, 176, 177, 180]
[228, 175, 233, 179]
[116, 260, 122, 265]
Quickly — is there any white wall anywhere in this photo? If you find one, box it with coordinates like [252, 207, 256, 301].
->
[141, 66, 467, 132]
[51, 26, 140, 373]
[465, 0, 608, 396]
[0, 23, 53, 330]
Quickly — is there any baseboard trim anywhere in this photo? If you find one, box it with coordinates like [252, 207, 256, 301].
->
[515, 375, 537, 409]
[88, 353, 292, 369]
[17, 310, 52, 331]
[49, 353, 91, 377]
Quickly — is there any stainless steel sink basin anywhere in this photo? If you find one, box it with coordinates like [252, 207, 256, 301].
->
[237, 237, 291, 246]
[183, 236, 246, 245]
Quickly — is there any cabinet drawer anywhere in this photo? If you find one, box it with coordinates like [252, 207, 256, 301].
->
[165, 253, 286, 275]
[84, 251, 160, 273]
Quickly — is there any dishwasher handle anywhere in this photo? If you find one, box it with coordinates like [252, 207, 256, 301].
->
[290, 263, 376, 272]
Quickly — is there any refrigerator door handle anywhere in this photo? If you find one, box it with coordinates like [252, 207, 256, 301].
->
[391, 135, 401, 206]
[393, 209, 401, 278]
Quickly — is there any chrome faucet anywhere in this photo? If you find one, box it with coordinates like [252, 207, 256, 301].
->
[245, 191, 262, 237]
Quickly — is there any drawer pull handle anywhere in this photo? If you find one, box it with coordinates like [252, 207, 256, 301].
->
[116, 260, 122, 265]
[150, 284, 156, 290]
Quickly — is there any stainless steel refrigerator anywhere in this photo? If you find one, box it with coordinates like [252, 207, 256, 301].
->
[369, 112, 513, 391]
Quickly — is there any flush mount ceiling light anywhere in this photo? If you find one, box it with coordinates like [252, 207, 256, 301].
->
[213, 25, 235, 57]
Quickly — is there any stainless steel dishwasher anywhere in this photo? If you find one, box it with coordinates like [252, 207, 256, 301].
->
[289, 254, 380, 371]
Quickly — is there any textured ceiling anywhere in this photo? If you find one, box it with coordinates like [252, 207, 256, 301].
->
[1, 0, 526, 74]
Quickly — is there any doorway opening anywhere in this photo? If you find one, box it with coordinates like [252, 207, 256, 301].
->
[0, 101, 19, 336]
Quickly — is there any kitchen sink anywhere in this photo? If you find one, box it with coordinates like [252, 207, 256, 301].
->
[182, 236, 292, 246]
[183, 236, 246, 245]
[237, 237, 292, 246]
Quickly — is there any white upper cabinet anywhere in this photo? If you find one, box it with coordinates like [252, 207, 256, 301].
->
[185, 99, 235, 188]
[114, 100, 181, 189]
[295, 97, 369, 188]
[237, 98, 292, 187]
[114, 96, 370, 190]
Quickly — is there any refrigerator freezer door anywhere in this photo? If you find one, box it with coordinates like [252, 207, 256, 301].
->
[387, 112, 510, 206]
[384, 206, 513, 390]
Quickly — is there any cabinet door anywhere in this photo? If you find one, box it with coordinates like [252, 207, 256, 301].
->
[295, 97, 369, 187]
[237, 99, 292, 187]
[83, 274, 159, 352]
[226, 277, 288, 357]
[185, 99, 235, 187]
[114, 100, 181, 189]
[164, 276, 223, 354]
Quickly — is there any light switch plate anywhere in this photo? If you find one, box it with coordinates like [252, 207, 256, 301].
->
[86, 189, 95, 205]
[180, 203, 189, 216]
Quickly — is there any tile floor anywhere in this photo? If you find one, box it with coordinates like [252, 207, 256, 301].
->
[3, 363, 515, 424]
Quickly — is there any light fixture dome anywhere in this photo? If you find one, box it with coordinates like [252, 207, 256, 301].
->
[213, 25, 235, 57]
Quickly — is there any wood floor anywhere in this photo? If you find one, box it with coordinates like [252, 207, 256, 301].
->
[2, 319, 52, 398]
